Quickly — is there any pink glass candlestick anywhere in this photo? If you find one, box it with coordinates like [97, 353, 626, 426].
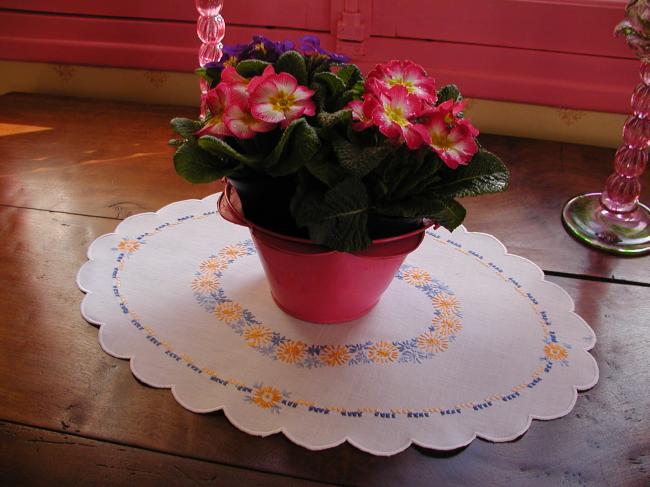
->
[562, 3, 650, 255]
[196, 0, 225, 118]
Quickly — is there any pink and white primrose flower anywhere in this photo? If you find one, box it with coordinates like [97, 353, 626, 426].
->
[247, 65, 277, 95]
[417, 111, 478, 169]
[196, 85, 231, 137]
[435, 99, 479, 137]
[349, 96, 378, 131]
[366, 60, 437, 102]
[249, 72, 316, 128]
[220, 64, 277, 99]
[371, 85, 425, 149]
[224, 95, 275, 139]
[220, 65, 250, 97]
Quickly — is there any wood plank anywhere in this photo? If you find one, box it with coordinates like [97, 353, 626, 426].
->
[460, 135, 650, 284]
[0, 93, 647, 281]
[0, 94, 217, 218]
[0, 206, 648, 485]
[0, 421, 329, 487]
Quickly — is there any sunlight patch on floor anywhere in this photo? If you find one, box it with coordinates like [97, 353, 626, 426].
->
[0, 123, 52, 137]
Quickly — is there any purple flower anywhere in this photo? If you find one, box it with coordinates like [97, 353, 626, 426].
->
[232, 35, 291, 63]
[274, 39, 295, 54]
[202, 36, 292, 75]
[223, 43, 248, 60]
[300, 35, 349, 63]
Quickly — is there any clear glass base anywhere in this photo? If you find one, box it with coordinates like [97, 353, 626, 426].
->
[562, 193, 650, 255]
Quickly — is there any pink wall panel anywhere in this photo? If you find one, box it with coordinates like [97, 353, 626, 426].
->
[0, 1, 331, 31]
[0, 0, 638, 113]
[0, 11, 334, 72]
[358, 37, 636, 114]
[372, 0, 631, 58]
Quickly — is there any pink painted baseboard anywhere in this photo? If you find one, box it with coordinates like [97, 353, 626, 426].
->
[0, 0, 637, 113]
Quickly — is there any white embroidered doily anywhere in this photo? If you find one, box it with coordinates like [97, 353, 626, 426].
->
[77, 194, 598, 455]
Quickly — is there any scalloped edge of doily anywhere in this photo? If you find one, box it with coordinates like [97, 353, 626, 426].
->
[76, 193, 599, 456]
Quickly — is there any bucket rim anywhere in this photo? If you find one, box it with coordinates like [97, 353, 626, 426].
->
[219, 182, 435, 253]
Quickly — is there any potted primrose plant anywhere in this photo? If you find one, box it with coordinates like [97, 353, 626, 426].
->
[169, 35, 509, 323]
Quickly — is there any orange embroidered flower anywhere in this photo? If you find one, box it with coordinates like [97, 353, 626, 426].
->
[213, 302, 243, 323]
[544, 343, 568, 361]
[416, 331, 449, 353]
[276, 340, 307, 364]
[251, 385, 282, 409]
[219, 244, 248, 260]
[431, 293, 460, 313]
[367, 341, 399, 364]
[321, 345, 351, 367]
[402, 268, 431, 286]
[191, 275, 219, 293]
[117, 239, 140, 253]
[200, 257, 228, 274]
[243, 325, 273, 348]
[432, 312, 462, 337]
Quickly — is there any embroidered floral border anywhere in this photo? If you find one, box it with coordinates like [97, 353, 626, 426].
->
[191, 241, 463, 368]
[105, 210, 575, 418]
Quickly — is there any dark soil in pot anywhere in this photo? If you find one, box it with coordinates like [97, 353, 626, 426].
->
[227, 176, 308, 238]
[367, 214, 424, 239]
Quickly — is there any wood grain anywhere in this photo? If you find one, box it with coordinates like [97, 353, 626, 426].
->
[0, 421, 330, 487]
[0, 206, 647, 486]
[1, 94, 648, 282]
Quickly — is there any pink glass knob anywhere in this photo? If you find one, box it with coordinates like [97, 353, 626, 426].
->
[196, 0, 225, 117]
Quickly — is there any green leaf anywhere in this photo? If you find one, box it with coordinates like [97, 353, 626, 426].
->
[310, 82, 327, 112]
[350, 80, 365, 98]
[437, 84, 462, 104]
[377, 196, 467, 231]
[170, 118, 202, 138]
[314, 72, 346, 100]
[265, 119, 320, 176]
[336, 64, 363, 89]
[276, 50, 308, 86]
[315, 109, 351, 130]
[173, 139, 237, 183]
[304, 151, 348, 187]
[431, 149, 509, 198]
[198, 135, 263, 166]
[236, 59, 271, 78]
[331, 136, 394, 178]
[195, 66, 222, 87]
[195, 66, 209, 80]
[390, 150, 443, 201]
[292, 177, 371, 252]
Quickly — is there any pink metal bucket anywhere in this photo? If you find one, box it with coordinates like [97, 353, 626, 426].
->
[218, 183, 431, 324]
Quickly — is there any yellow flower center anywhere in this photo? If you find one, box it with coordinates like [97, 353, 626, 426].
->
[387, 76, 415, 93]
[430, 132, 454, 151]
[444, 113, 455, 125]
[384, 105, 409, 127]
[255, 43, 267, 54]
[240, 111, 256, 125]
[270, 91, 296, 113]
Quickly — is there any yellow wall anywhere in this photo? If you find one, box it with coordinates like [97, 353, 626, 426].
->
[0, 60, 625, 148]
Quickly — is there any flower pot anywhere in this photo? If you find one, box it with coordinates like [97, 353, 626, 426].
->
[219, 183, 431, 324]
[227, 175, 307, 238]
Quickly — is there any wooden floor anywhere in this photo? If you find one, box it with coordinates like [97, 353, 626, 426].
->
[0, 93, 648, 486]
